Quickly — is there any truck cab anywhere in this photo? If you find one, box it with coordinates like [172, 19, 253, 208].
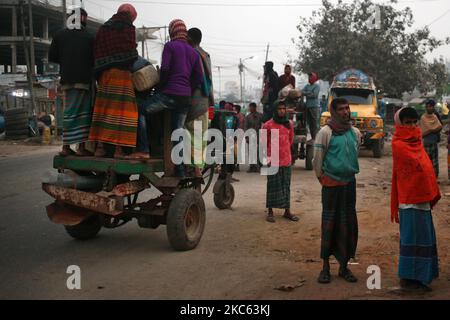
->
[320, 69, 385, 158]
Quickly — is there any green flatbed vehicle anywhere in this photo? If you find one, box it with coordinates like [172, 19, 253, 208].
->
[42, 111, 233, 251]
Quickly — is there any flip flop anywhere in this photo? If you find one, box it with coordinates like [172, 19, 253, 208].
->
[318, 270, 331, 284]
[75, 150, 93, 157]
[266, 215, 275, 223]
[283, 214, 299, 222]
[59, 149, 76, 157]
[339, 268, 358, 283]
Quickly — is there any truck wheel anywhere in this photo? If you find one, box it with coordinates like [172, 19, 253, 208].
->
[305, 144, 314, 171]
[213, 180, 235, 210]
[166, 189, 206, 251]
[372, 139, 384, 158]
[64, 214, 102, 240]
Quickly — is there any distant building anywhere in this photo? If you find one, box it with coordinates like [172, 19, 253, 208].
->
[0, 0, 103, 77]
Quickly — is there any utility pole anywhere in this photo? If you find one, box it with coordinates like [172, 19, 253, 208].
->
[141, 25, 145, 57]
[261, 42, 270, 97]
[239, 58, 244, 104]
[265, 43, 270, 63]
[215, 66, 222, 100]
[20, 0, 37, 122]
[28, 0, 35, 78]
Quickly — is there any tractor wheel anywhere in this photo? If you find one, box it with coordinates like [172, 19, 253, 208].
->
[166, 189, 206, 251]
[213, 180, 235, 210]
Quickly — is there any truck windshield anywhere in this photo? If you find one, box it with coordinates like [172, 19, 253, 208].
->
[331, 88, 374, 105]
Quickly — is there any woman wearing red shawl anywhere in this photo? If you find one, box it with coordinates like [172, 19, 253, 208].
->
[88, 4, 140, 159]
[391, 107, 441, 292]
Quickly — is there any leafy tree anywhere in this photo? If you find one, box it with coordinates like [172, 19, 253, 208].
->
[294, 0, 449, 98]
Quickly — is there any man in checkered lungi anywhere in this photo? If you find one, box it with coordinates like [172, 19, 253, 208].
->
[313, 98, 361, 285]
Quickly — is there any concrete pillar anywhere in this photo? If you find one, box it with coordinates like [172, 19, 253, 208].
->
[43, 17, 48, 40]
[11, 44, 17, 74]
[12, 6, 17, 36]
[11, 6, 17, 73]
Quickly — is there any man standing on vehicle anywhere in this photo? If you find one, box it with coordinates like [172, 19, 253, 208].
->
[185, 27, 214, 177]
[302, 72, 320, 140]
[420, 99, 443, 178]
[244, 102, 263, 172]
[320, 95, 328, 114]
[49, 8, 94, 157]
[278, 65, 296, 90]
[313, 98, 361, 285]
[261, 61, 279, 123]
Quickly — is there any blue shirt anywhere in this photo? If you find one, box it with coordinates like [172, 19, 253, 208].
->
[303, 83, 320, 108]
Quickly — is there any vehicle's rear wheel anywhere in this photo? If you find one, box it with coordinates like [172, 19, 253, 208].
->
[64, 214, 102, 240]
[166, 189, 206, 251]
[213, 180, 235, 210]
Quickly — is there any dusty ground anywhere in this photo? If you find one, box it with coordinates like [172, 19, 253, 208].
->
[0, 141, 448, 300]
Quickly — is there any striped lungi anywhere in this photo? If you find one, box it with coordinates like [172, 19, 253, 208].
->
[398, 208, 439, 285]
[321, 180, 358, 265]
[63, 89, 92, 145]
[266, 166, 292, 209]
[185, 111, 208, 169]
[89, 68, 138, 147]
[424, 143, 439, 178]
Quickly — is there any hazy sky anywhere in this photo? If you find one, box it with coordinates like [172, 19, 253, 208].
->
[79, 0, 450, 95]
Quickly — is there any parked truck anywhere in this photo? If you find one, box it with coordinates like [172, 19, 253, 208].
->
[320, 69, 385, 158]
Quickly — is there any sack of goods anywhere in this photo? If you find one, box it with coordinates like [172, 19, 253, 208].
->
[131, 56, 160, 92]
[279, 84, 294, 99]
[288, 89, 302, 99]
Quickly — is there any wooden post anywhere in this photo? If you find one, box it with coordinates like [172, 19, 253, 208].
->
[163, 110, 175, 177]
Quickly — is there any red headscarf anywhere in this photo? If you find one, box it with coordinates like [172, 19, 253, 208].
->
[309, 72, 319, 85]
[169, 19, 188, 41]
[118, 3, 137, 22]
[391, 113, 441, 223]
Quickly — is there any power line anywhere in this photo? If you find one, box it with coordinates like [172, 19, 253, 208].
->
[93, 0, 444, 7]
[426, 7, 450, 26]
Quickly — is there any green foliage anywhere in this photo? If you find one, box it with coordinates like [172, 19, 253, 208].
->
[295, 0, 449, 98]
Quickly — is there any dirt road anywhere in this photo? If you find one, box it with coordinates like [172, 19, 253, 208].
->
[0, 142, 448, 300]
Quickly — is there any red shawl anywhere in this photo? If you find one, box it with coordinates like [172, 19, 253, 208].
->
[94, 12, 137, 73]
[391, 125, 441, 223]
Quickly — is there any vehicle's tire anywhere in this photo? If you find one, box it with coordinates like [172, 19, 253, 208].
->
[4, 108, 28, 116]
[213, 180, 235, 210]
[5, 110, 29, 139]
[166, 189, 206, 251]
[305, 144, 314, 171]
[372, 139, 384, 158]
[5, 119, 28, 128]
[64, 214, 102, 240]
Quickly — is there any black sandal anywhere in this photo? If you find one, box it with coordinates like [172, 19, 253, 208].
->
[283, 213, 299, 222]
[339, 268, 358, 283]
[318, 269, 331, 284]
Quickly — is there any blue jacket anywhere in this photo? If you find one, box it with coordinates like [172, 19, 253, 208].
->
[303, 83, 320, 108]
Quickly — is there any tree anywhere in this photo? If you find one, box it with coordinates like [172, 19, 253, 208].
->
[294, 0, 449, 98]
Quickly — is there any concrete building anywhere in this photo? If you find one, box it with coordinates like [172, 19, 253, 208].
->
[0, 0, 103, 77]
